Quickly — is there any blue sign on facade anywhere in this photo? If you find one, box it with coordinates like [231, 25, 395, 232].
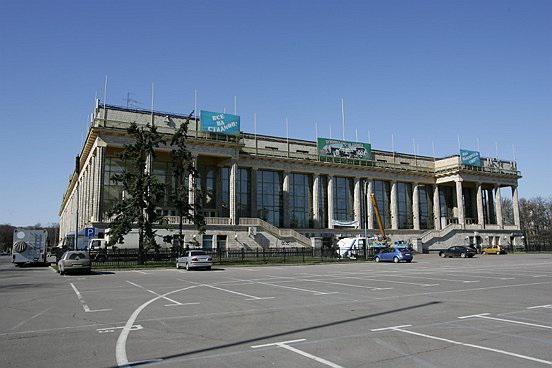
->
[84, 227, 96, 238]
[460, 149, 481, 167]
[200, 110, 240, 135]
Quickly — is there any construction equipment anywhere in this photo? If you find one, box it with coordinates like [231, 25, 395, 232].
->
[370, 193, 386, 239]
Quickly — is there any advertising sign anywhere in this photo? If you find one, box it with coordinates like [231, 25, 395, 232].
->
[200, 110, 240, 135]
[460, 149, 481, 167]
[317, 138, 371, 160]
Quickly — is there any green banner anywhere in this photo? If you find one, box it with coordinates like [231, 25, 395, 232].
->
[317, 138, 371, 160]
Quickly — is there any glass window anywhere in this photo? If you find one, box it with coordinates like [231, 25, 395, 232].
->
[333, 177, 354, 222]
[256, 170, 283, 226]
[318, 175, 328, 228]
[373, 180, 391, 229]
[418, 185, 434, 229]
[397, 182, 413, 229]
[199, 166, 217, 210]
[290, 173, 312, 228]
[237, 168, 251, 218]
[220, 167, 230, 217]
[202, 235, 213, 251]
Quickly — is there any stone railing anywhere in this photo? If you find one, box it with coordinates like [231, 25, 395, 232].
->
[239, 218, 311, 246]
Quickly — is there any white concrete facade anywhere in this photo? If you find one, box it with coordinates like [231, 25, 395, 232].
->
[59, 104, 523, 250]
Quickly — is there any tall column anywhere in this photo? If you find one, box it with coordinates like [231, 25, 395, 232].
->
[282, 171, 290, 228]
[188, 155, 197, 215]
[495, 184, 503, 228]
[353, 177, 362, 229]
[476, 182, 484, 227]
[229, 161, 238, 225]
[93, 146, 104, 222]
[512, 185, 520, 228]
[455, 179, 465, 226]
[250, 168, 257, 218]
[412, 183, 420, 230]
[327, 175, 334, 229]
[390, 181, 398, 230]
[366, 179, 374, 230]
[312, 174, 320, 228]
[433, 184, 441, 230]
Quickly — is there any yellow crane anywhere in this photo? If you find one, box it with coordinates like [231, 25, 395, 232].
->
[370, 193, 387, 240]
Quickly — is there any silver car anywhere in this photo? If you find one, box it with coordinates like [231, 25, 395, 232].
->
[176, 250, 212, 271]
[58, 251, 91, 275]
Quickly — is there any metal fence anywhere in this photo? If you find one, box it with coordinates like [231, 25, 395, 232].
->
[89, 247, 376, 268]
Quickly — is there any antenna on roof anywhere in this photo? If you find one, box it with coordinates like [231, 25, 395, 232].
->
[341, 98, 345, 140]
[150, 82, 155, 126]
[123, 92, 141, 108]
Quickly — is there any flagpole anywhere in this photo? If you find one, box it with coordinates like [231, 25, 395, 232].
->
[234, 96, 237, 115]
[150, 82, 155, 127]
[286, 118, 290, 158]
[413, 138, 417, 166]
[432, 141, 436, 162]
[102, 75, 108, 125]
[194, 89, 198, 137]
[329, 125, 332, 139]
[315, 122, 318, 140]
[341, 98, 345, 140]
[254, 113, 258, 155]
[355, 128, 358, 142]
[391, 133, 395, 163]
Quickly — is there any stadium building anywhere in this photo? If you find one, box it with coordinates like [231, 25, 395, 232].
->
[59, 102, 523, 251]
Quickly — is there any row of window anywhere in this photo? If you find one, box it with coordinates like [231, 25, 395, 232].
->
[101, 157, 442, 229]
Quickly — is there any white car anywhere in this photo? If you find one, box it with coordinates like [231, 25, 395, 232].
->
[176, 250, 213, 271]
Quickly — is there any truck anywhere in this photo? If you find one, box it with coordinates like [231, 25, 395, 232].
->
[12, 228, 54, 266]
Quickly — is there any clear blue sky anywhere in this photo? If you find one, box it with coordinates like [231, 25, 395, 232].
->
[1, 0, 550, 226]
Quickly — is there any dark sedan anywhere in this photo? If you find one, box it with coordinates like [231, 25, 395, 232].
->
[439, 246, 477, 258]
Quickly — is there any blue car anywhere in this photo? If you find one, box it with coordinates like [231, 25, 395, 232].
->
[374, 247, 413, 263]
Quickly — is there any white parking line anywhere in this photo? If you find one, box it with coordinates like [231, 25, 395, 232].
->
[252, 339, 345, 368]
[265, 275, 392, 291]
[126, 281, 198, 306]
[133, 270, 150, 275]
[241, 279, 338, 295]
[116, 285, 199, 367]
[458, 313, 552, 329]
[336, 274, 438, 287]
[70, 283, 112, 313]
[97, 324, 143, 334]
[202, 284, 275, 300]
[371, 325, 552, 365]
[527, 304, 552, 309]
[10, 307, 52, 330]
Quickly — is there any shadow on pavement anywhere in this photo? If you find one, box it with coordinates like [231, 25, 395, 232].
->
[112, 300, 441, 367]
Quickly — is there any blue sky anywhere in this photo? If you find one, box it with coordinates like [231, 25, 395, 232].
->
[1, 0, 551, 226]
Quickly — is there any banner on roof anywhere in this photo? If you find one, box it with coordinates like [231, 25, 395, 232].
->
[460, 149, 481, 167]
[317, 138, 371, 160]
[200, 110, 240, 135]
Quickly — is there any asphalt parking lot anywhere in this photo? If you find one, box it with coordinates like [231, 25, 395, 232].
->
[1, 253, 551, 368]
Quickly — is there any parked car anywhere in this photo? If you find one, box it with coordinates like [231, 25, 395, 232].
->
[374, 247, 413, 263]
[439, 246, 477, 258]
[176, 250, 213, 270]
[58, 251, 91, 275]
[482, 245, 507, 255]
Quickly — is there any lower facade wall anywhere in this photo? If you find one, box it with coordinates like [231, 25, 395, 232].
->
[90, 223, 524, 252]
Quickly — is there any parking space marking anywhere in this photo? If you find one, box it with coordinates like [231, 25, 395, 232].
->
[252, 339, 345, 368]
[97, 325, 143, 334]
[459, 313, 552, 329]
[132, 270, 150, 275]
[528, 304, 552, 310]
[70, 283, 112, 313]
[202, 284, 275, 300]
[10, 307, 52, 330]
[116, 285, 199, 367]
[334, 274, 438, 287]
[371, 325, 552, 365]
[265, 275, 393, 291]
[126, 281, 198, 306]
[239, 278, 338, 295]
